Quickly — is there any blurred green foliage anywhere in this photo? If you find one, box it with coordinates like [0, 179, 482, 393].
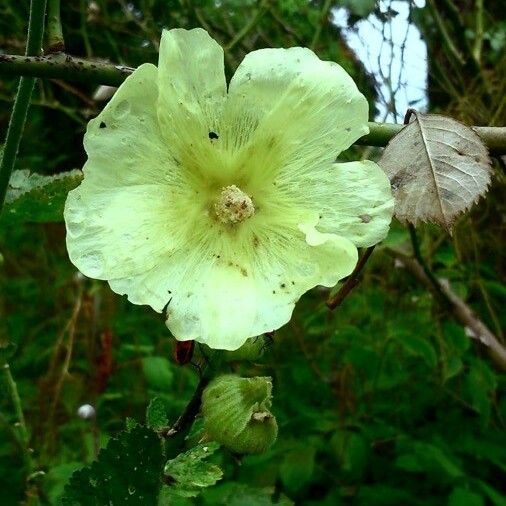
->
[0, 0, 505, 505]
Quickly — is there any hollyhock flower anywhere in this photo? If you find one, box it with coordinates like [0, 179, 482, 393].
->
[64, 28, 394, 350]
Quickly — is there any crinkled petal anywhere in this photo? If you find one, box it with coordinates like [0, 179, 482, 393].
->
[279, 160, 394, 248]
[215, 47, 369, 193]
[65, 63, 197, 280]
[320, 161, 394, 247]
[156, 28, 227, 172]
[108, 214, 358, 350]
[81, 63, 177, 187]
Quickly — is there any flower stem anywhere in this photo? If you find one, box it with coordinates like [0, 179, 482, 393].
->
[160, 350, 223, 456]
[0, 0, 47, 213]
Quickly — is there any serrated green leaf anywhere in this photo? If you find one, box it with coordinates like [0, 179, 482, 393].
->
[163, 442, 222, 499]
[147, 397, 169, 431]
[61, 425, 164, 505]
[1, 170, 82, 225]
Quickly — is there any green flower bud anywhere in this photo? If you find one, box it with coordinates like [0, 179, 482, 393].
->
[201, 375, 278, 454]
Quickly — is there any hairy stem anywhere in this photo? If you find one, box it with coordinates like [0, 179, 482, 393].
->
[47, 0, 65, 53]
[0, 0, 47, 213]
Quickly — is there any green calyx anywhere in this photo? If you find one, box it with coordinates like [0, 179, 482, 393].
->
[201, 374, 278, 454]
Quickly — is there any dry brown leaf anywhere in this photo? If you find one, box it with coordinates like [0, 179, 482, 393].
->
[378, 112, 492, 232]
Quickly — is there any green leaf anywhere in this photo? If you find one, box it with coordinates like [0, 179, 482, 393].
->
[147, 397, 169, 431]
[463, 361, 496, 422]
[330, 430, 369, 480]
[279, 445, 316, 494]
[162, 442, 222, 499]
[142, 357, 174, 391]
[448, 487, 484, 506]
[395, 441, 464, 480]
[398, 335, 438, 368]
[61, 425, 164, 505]
[444, 356, 464, 381]
[1, 170, 82, 225]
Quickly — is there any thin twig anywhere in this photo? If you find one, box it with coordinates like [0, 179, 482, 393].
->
[389, 250, 506, 371]
[310, 0, 332, 51]
[326, 246, 375, 310]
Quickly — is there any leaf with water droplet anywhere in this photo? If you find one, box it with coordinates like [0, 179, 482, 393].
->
[161, 442, 222, 499]
[378, 112, 492, 232]
[61, 425, 163, 505]
[1, 170, 83, 225]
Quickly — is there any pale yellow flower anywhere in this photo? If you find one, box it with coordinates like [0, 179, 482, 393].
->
[65, 28, 394, 350]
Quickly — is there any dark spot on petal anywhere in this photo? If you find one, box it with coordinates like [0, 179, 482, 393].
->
[241, 268, 248, 277]
[281, 283, 286, 288]
[360, 214, 372, 223]
[272, 290, 276, 294]
[99, 121, 106, 128]
[345, 127, 351, 132]
[208, 131, 219, 140]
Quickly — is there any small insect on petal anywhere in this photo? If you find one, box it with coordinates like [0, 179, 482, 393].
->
[174, 340, 195, 365]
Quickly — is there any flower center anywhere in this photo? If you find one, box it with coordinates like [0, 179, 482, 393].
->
[214, 185, 255, 224]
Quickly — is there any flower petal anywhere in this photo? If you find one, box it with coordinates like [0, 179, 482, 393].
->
[157, 28, 227, 168]
[217, 47, 368, 192]
[319, 161, 394, 247]
[65, 63, 197, 280]
[108, 215, 358, 350]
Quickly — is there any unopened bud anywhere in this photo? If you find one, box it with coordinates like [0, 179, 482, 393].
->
[201, 375, 277, 454]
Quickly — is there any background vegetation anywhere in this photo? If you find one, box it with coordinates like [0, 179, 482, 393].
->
[0, 0, 505, 504]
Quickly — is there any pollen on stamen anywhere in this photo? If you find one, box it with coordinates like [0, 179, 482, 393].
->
[214, 185, 255, 224]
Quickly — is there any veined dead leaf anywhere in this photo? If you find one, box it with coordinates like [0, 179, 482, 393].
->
[378, 112, 492, 232]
